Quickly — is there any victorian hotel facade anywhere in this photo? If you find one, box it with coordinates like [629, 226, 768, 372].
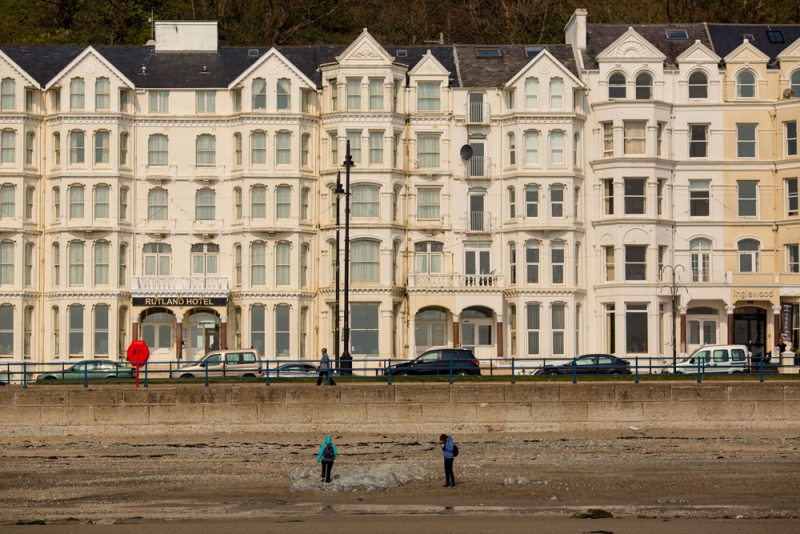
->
[1, 11, 799, 369]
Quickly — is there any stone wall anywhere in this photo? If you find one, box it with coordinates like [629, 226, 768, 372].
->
[2, 382, 800, 437]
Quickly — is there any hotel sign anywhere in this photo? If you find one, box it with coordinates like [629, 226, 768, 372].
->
[732, 289, 774, 300]
[132, 296, 227, 307]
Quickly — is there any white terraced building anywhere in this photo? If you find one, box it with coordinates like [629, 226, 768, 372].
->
[0, 11, 799, 370]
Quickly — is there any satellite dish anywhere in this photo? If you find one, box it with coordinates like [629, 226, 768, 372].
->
[460, 144, 474, 160]
[783, 88, 795, 99]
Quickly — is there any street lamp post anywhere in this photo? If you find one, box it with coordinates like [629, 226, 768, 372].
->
[661, 265, 686, 373]
[334, 171, 342, 371]
[336, 141, 355, 374]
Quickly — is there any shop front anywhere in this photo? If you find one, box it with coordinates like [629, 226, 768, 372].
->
[132, 295, 228, 362]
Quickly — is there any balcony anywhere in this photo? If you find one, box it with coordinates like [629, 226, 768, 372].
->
[408, 273, 504, 289]
[131, 276, 229, 298]
[465, 102, 490, 125]
[466, 211, 491, 233]
[465, 156, 491, 179]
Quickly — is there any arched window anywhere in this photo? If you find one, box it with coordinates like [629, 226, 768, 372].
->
[233, 133, 242, 165]
[143, 243, 171, 276]
[94, 131, 109, 164]
[276, 185, 291, 219]
[277, 78, 291, 110]
[352, 240, 379, 282]
[70, 78, 85, 110]
[300, 243, 309, 287]
[508, 133, 515, 165]
[147, 188, 168, 220]
[196, 134, 216, 165]
[508, 242, 516, 284]
[791, 71, 800, 96]
[251, 242, 266, 285]
[251, 131, 266, 164]
[276, 132, 291, 164]
[0, 241, 13, 285]
[635, 73, 652, 99]
[68, 241, 84, 285]
[69, 304, 84, 356]
[95, 78, 110, 110]
[352, 185, 380, 217]
[234, 244, 242, 285]
[737, 70, 756, 98]
[69, 131, 85, 164]
[52, 242, 60, 286]
[525, 241, 540, 283]
[524, 77, 538, 109]
[0, 78, 15, 110]
[551, 242, 565, 284]
[688, 71, 708, 99]
[94, 241, 109, 285]
[524, 131, 539, 165]
[252, 78, 266, 110]
[690, 238, 712, 282]
[508, 186, 516, 218]
[549, 131, 564, 165]
[415, 241, 443, 274]
[301, 134, 310, 166]
[275, 305, 291, 357]
[0, 130, 14, 163]
[195, 188, 215, 220]
[251, 185, 266, 219]
[738, 239, 760, 272]
[148, 134, 168, 165]
[69, 185, 84, 219]
[276, 242, 291, 285]
[609, 72, 626, 99]
[549, 78, 564, 110]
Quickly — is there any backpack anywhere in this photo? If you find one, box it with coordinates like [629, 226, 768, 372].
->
[452, 443, 459, 457]
[322, 443, 335, 460]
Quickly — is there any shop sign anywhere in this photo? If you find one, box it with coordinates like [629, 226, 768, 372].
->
[732, 289, 774, 300]
[781, 303, 793, 342]
[132, 296, 227, 307]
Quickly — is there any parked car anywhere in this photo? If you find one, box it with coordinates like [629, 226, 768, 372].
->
[37, 360, 135, 381]
[172, 349, 261, 378]
[673, 344, 749, 374]
[0, 362, 28, 385]
[384, 348, 481, 376]
[263, 363, 318, 378]
[534, 354, 631, 375]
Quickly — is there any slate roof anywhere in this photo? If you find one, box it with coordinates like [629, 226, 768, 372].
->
[706, 25, 800, 67]
[1, 45, 85, 86]
[455, 44, 578, 88]
[584, 24, 710, 69]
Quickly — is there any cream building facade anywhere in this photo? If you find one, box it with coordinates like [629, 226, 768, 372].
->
[0, 13, 799, 369]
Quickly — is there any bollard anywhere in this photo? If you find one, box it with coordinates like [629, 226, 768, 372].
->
[511, 358, 515, 385]
[204, 361, 209, 387]
[22, 361, 27, 389]
[696, 355, 702, 384]
[264, 360, 270, 386]
[572, 358, 577, 384]
[144, 360, 149, 387]
[449, 357, 453, 385]
[635, 357, 639, 384]
[387, 359, 392, 386]
[84, 361, 88, 388]
[759, 354, 764, 383]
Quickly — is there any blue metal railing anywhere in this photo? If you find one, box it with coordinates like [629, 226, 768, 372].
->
[0, 354, 792, 387]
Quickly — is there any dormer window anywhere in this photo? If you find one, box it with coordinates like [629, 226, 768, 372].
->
[396, 50, 407, 58]
[743, 33, 755, 42]
[476, 48, 501, 57]
[525, 47, 542, 57]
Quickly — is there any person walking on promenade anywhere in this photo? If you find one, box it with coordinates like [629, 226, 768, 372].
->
[316, 435, 338, 483]
[316, 347, 336, 386]
[440, 433, 456, 487]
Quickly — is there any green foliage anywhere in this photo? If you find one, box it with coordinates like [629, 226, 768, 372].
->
[0, 0, 798, 46]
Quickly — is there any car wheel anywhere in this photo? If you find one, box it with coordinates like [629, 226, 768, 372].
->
[545, 370, 558, 376]
[180, 373, 195, 379]
[242, 373, 256, 378]
[608, 370, 620, 375]
[454, 371, 469, 377]
[394, 371, 410, 377]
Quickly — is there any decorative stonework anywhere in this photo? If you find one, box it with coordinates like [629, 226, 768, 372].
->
[617, 41, 646, 58]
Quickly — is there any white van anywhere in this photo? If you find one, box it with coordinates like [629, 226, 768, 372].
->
[674, 344, 750, 374]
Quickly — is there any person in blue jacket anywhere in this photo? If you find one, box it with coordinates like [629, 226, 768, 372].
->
[316, 435, 338, 483]
[439, 433, 456, 487]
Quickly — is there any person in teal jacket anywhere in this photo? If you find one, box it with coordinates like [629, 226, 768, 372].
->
[316, 435, 339, 483]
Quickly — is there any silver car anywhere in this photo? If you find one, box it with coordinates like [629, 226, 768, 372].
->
[172, 349, 262, 378]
